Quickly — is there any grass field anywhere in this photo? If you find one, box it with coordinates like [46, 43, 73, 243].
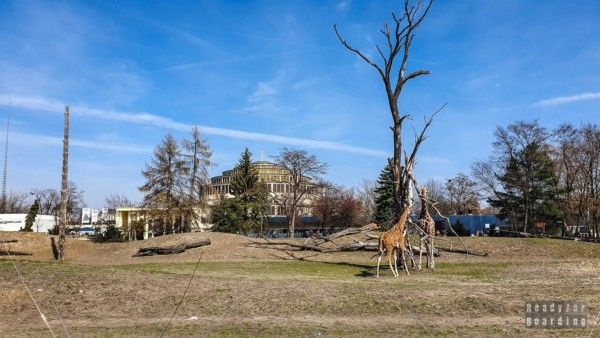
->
[1, 233, 599, 337]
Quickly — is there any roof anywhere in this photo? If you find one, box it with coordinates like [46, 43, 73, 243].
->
[253, 160, 276, 165]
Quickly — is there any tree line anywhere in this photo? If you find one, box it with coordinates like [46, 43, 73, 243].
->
[371, 120, 600, 237]
[209, 147, 373, 237]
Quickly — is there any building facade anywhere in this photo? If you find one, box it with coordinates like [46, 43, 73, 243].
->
[209, 161, 320, 233]
[0, 214, 56, 232]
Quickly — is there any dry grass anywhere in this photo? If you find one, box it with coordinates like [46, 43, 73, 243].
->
[1, 232, 599, 337]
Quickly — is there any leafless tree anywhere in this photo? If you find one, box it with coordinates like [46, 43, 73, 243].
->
[552, 124, 582, 235]
[313, 183, 340, 232]
[272, 148, 328, 238]
[423, 178, 452, 215]
[335, 0, 443, 218]
[445, 173, 480, 214]
[2, 191, 31, 213]
[314, 184, 364, 231]
[181, 126, 213, 231]
[34, 188, 60, 215]
[139, 134, 189, 235]
[356, 179, 376, 223]
[104, 193, 136, 209]
[471, 159, 501, 199]
[578, 124, 600, 237]
[34, 183, 84, 222]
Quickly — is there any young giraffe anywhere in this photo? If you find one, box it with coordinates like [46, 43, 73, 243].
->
[376, 204, 412, 277]
[417, 186, 436, 270]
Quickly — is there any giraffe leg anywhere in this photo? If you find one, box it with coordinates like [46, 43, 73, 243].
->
[408, 247, 417, 270]
[388, 254, 396, 277]
[418, 238, 424, 271]
[401, 248, 410, 276]
[393, 249, 399, 277]
[376, 251, 383, 278]
[408, 244, 416, 269]
[430, 239, 435, 269]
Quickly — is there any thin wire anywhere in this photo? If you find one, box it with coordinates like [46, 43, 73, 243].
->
[3, 242, 55, 337]
[29, 261, 71, 338]
[588, 308, 600, 338]
[159, 251, 204, 338]
[220, 263, 272, 316]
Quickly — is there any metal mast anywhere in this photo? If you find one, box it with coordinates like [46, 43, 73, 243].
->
[1, 100, 10, 213]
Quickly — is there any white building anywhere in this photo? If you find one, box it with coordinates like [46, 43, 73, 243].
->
[0, 214, 57, 233]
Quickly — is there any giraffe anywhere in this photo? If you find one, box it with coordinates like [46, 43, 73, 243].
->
[376, 204, 412, 277]
[416, 186, 436, 270]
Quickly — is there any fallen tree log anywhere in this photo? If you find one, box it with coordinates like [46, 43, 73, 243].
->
[133, 239, 211, 257]
[0, 239, 18, 244]
[259, 239, 441, 256]
[437, 247, 487, 257]
[0, 249, 32, 256]
[325, 223, 379, 241]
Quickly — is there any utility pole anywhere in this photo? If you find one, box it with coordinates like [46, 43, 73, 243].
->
[58, 106, 70, 262]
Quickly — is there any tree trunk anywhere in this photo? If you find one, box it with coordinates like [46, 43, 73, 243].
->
[524, 203, 529, 233]
[58, 106, 69, 262]
[290, 211, 296, 238]
[171, 214, 176, 234]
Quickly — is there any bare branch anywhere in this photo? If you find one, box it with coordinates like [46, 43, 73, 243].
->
[333, 24, 384, 78]
[403, 69, 431, 84]
[406, 103, 446, 166]
[375, 45, 388, 65]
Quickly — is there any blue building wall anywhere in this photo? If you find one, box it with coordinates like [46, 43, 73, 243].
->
[433, 214, 507, 235]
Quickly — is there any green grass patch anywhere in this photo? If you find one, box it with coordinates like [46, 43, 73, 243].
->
[114, 260, 376, 281]
[435, 261, 511, 281]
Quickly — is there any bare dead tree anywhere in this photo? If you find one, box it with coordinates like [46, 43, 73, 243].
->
[356, 179, 377, 223]
[272, 148, 328, 238]
[104, 193, 137, 209]
[58, 106, 70, 262]
[335, 0, 443, 219]
[2, 191, 31, 213]
[445, 173, 481, 214]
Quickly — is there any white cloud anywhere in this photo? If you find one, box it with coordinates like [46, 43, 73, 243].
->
[248, 82, 277, 102]
[534, 91, 600, 107]
[292, 78, 319, 91]
[0, 94, 388, 158]
[11, 131, 152, 154]
[336, 1, 350, 11]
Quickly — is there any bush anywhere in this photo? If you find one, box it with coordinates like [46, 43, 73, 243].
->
[92, 225, 124, 243]
[210, 197, 245, 234]
[450, 219, 471, 236]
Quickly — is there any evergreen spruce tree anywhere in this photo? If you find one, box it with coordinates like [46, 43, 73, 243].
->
[489, 142, 562, 232]
[139, 134, 189, 234]
[22, 199, 40, 232]
[210, 196, 245, 233]
[213, 148, 269, 234]
[452, 219, 470, 236]
[181, 127, 213, 232]
[230, 148, 260, 201]
[374, 163, 396, 229]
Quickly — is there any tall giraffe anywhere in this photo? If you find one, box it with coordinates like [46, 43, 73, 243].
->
[376, 204, 412, 277]
[417, 186, 436, 270]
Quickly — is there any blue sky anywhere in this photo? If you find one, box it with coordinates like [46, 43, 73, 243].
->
[0, 0, 599, 207]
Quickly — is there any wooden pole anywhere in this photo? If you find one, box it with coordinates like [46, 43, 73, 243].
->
[58, 106, 69, 262]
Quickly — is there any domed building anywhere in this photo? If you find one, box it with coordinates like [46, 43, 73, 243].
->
[209, 161, 319, 235]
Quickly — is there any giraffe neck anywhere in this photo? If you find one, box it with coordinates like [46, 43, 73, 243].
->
[392, 206, 412, 234]
[420, 202, 430, 219]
